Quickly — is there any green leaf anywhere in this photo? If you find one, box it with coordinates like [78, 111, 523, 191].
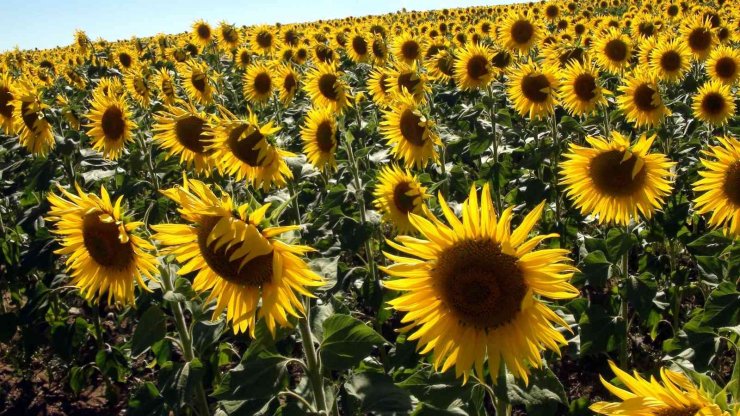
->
[579, 305, 621, 355]
[623, 272, 657, 318]
[344, 372, 413, 414]
[132, 305, 167, 356]
[575, 250, 611, 287]
[701, 282, 740, 327]
[212, 351, 290, 400]
[508, 365, 568, 416]
[320, 314, 386, 370]
[605, 227, 637, 262]
[397, 368, 470, 409]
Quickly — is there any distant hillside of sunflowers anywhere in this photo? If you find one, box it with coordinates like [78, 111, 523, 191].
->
[0, 0, 739, 415]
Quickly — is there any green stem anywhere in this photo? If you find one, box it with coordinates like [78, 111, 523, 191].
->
[486, 85, 502, 214]
[298, 313, 328, 414]
[551, 113, 565, 248]
[492, 365, 510, 416]
[619, 226, 630, 369]
[161, 267, 210, 416]
[669, 240, 683, 333]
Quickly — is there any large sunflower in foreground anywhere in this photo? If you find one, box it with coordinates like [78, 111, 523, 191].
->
[507, 62, 559, 119]
[591, 361, 725, 416]
[300, 106, 338, 172]
[382, 184, 578, 383]
[12, 81, 55, 156]
[373, 164, 428, 233]
[152, 102, 214, 175]
[558, 60, 609, 117]
[47, 184, 158, 305]
[560, 132, 675, 225]
[453, 43, 493, 91]
[692, 80, 735, 126]
[617, 70, 670, 128]
[86, 92, 137, 160]
[209, 107, 293, 191]
[380, 92, 440, 169]
[693, 136, 740, 238]
[151, 177, 323, 336]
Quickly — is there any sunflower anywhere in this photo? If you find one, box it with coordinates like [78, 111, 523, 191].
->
[682, 17, 716, 60]
[559, 60, 608, 117]
[367, 68, 393, 107]
[11, 81, 55, 156]
[112, 46, 138, 71]
[216, 21, 241, 51]
[46, 184, 158, 305]
[617, 70, 670, 128]
[251, 25, 280, 55]
[346, 32, 371, 63]
[152, 102, 214, 175]
[591, 361, 725, 416]
[300, 107, 338, 172]
[209, 107, 293, 191]
[303, 62, 349, 113]
[178, 60, 214, 105]
[152, 68, 177, 105]
[0, 74, 15, 134]
[499, 13, 541, 54]
[593, 27, 632, 74]
[560, 131, 675, 225]
[373, 165, 428, 233]
[543, 42, 588, 69]
[275, 64, 299, 106]
[453, 43, 493, 91]
[392, 32, 425, 64]
[426, 49, 456, 83]
[507, 62, 559, 119]
[86, 91, 137, 160]
[151, 177, 323, 336]
[693, 136, 740, 237]
[123, 69, 152, 107]
[380, 92, 440, 169]
[706, 45, 740, 85]
[191, 20, 213, 47]
[382, 184, 578, 383]
[370, 34, 389, 65]
[649, 37, 692, 83]
[491, 48, 514, 75]
[234, 47, 253, 70]
[386, 62, 428, 104]
[243, 63, 274, 105]
[692, 80, 735, 126]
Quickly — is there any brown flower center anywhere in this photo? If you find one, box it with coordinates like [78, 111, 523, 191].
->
[0, 87, 14, 119]
[101, 106, 125, 140]
[401, 40, 420, 61]
[318, 73, 338, 100]
[392, 181, 417, 214]
[715, 57, 737, 79]
[521, 73, 551, 103]
[118, 53, 133, 69]
[466, 55, 490, 81]
[197, 24, 211, 40]
[492, 50, 512, 69]
[82, 212, 134, 270]
[253, 72, 272, 95]
[701, 92, 727, 117]
[653, 405, 701, 416]
[191, 73, 207, 92]
[660, 50, 682, 72]
[573, 73, 597, 101]
[559, 47, 585, 67]
[723, 161, 740, 206]
[228, 124, 268, 167]
[397, 72, 420, 94]
[589, 150, 647, 196]
[372, 38, 387, 58]
[633, 83, 659, 111]
[434, 239, 527, 330]
[399, 109, 427, 146]
[197, 216, 273, 286]
[175, 116, 210, 153]
[604, 39, 628, 62]
[282, 73, 297, 94]
[352, 36, 368, 56]
[688, 28, 712, 53]
[239, 51, 251, 66]
[511, 20, 534, 45]
[256, 31, 273, 49]
[437, 55, 455, 77]
[315, 120, 335, 152]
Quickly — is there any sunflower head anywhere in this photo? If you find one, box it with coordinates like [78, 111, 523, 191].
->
[275, 64, 299, 106]
[706, 45, 740, 84]
[152, 102, 214, 175]
[301, 106, 338, 172]
[507, 62, 559, 119]
[594, 27, 632, 74]
[11, 80, 55, 156]
[191, 20, 213, 47]
[453, 43, 494, 91]
[500, 13, 541, 54]
[373, 165, 428, 233]
[559, 60, 608, 117]
[617, 70, 670, 128]
[692, 80, 735, 126]
[380, 92, 440, 169]
[178, 60, 214, 105]
[243, 63, 274, 105]
[86, 91, 136, 160]
[649, 37, 692, 83]
[683, 17, 716, 60]
[693, 136, 740, 237]
[392, 32, 425, 64]
[304, 62, 349, 113]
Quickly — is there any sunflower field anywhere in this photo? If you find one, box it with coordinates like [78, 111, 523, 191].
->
[0, 0, 739, 414]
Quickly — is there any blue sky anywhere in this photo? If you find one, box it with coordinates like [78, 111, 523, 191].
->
[1, 0, 518, 52]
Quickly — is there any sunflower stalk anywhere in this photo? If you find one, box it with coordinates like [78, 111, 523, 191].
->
[551, 113, 565, 248]
[160, 265, 210, 416]
[618, 224, 631, 370]
[297, 312, 329, 415]
[486, 84, 503, 214]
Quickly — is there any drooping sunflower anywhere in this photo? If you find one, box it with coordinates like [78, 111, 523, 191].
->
[617, 70, 670, 128]
[706, 45, 740, 85]
[300, 106, 338, 172]
[209, 107, 293, 191]
[507, 62, 559, 119]
[649, 37, 692, 83]
[243, 63, 274, 105]
[560, 131, 675, 225]
[11, 81, 55, 156]
[373, 165, 428, 233]
[593, 27, 633, 74]
[380, 92, 440, 169]
[682, 17, 716, 60]
[152, 68, 177, 105]
[692, 80, 735, 126]
[178, 60, 214, 105]
[191, 20, 214, 48]
[152, 102, 214, 175]
[151, 177, 323, 336]
[0, 73, 15, 134]
[275, 64, 299, 106]
[392, 32, 425, 64]
[303, 62, 349, 113]
[86, 91, 137, 160]
[499, 13, 541, 54]
[453, 43, 494, 91]
[367, 68, 393, 107]
[46, 184, 158, 305]
[693, 136, 740, 238]
[591, 361, 725, 416]
[558, 60, 609, 117]
[382, 184, 578, 383]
